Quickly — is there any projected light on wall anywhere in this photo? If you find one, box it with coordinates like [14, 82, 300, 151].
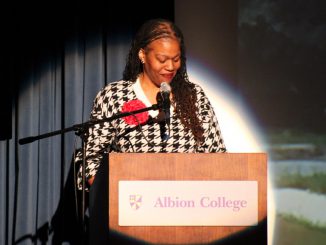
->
[187, 58, 275, 245]
[187, 59, 266, 153]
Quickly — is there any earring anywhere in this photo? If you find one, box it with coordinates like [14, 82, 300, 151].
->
[141, 59, 145, 64]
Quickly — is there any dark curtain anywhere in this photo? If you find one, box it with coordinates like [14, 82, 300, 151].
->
[0, 2, 174, 244]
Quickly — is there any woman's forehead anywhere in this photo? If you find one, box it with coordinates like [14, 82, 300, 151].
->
[145, 37, 180, 53]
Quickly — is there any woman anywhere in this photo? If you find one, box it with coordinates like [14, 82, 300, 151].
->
[77, 18, 227, 188]
[76, 18, 227, 245]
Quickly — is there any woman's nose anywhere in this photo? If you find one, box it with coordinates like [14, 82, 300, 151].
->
[165, 60, 175, 71]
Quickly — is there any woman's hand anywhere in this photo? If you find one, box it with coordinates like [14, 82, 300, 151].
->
[88, 176, 95, 186]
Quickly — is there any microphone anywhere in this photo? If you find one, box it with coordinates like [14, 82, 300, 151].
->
[159, 82, 171, 125]
[159, 82, 171, 142]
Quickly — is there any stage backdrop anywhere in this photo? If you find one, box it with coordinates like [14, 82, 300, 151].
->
[0, 1, 174, 244]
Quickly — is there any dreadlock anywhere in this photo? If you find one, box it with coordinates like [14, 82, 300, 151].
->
[123, 19, 204, 144]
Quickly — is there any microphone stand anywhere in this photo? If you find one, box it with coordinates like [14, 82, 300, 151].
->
[18, 103, 161, 239]
[19, 104, 160, 145]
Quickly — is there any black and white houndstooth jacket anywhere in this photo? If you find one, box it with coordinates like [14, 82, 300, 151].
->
[76, 79, 226, 189]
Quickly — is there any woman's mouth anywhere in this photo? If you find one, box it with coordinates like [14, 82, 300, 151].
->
[161, 73, 174, 81]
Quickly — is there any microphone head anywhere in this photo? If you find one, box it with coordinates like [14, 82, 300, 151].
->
[159, 82, 171, 113]
[160, 82, 171, 94]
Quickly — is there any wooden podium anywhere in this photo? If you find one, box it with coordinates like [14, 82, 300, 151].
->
[108, 153, 267, 244]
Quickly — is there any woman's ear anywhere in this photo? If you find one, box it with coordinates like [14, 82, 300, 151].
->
[138, 49, 145, 64]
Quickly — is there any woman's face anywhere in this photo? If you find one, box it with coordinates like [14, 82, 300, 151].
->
[139, 37, 181, 87]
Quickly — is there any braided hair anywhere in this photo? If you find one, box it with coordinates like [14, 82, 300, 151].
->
[123, 19, 204, 143]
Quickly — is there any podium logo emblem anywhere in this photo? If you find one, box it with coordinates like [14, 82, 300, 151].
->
[129, 195, 142, 210]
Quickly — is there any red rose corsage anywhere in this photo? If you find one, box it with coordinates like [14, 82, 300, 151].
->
[121, 99, 149, 125]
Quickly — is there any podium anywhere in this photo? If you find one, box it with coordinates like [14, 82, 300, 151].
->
[108, 153, 267, 244]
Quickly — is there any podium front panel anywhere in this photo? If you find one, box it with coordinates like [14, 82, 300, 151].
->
[108, 153, 267, 244]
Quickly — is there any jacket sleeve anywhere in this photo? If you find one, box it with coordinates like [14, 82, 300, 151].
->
[77, 85, 117, 189]
[195, 84, 227, 153]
